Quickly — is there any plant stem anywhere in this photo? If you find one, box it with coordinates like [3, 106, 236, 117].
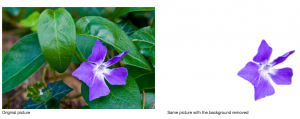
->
[61, 74, 64, 81]
[142, 90, 145, 109]
[52, 7, 55, 10]
[53, 69, 56, 82]
[7, 92, 10, 109]
[70, 63, 76, 71]
[152, 103, 155, 109]
[42, 63, 49, 86]
[61, 93, 82, 102]
[74, 51, 83, 63]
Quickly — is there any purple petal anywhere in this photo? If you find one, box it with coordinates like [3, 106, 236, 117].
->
[270, 50, 295, 66]
[253, 40, 272, 64]
[238, 62, 260, 86]
[103, 50, 129, 67]
[103, 67, 128, 85]
[254, 76, 275, 101]
[87, 40, 107, 65]
[269, 68, 293, 85]
[72, 62, 95, 87]
[89, 75, 110, 101]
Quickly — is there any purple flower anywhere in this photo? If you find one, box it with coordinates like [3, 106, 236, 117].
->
[238, 40, 295, 101]
[72, 40, 129, 101]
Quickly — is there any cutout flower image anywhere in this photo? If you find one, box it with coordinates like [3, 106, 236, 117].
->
[72, 40, 129, 101]
[238, 40, 295, 101]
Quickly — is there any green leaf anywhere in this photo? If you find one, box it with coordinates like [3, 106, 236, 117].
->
[27, 85, 39, 96]
[81, 75, 141, 109]
[151, 17, 155, 30]
[71, 36, 97, 64]
[78, 105, 90, 109]
[37, 8, 76, 73]
[22, 80, 73, 109]
[141, 92, 155, 109]
[76, 16, 151, 71]
[127, 65, 155, 91]
[130, 26, 155, 68]
[32, 89, 52, 103]
[117, 20, 138, 36]
[2, 33, 46, 93]
[2, 51, 7, 60]
[112, 7, 155, 21]
[33, 81, 46, 89]
[20, 11, 40, 32]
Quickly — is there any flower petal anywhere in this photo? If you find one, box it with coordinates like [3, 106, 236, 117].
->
[72, 62, 95, 87]
[269, 68, 293, 85]
[254, 76, 275, 101]
[103, 50, 129, 67]
[89, 75, 110, 101]
[238, 62, 260, 86]
[87, 40, 107, 64]
[253, 40, 272, 64]
[103, 67, 128, 85]
[270, 50, 295, 66]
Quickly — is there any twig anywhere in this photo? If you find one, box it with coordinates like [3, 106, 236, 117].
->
[152, 103, 155, 109]
[142, 90, 145, 109]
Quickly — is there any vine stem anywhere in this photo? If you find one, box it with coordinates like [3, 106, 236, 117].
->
[42, 63, 49, 86]
[7, 92, 10, 109]
[152, 103, 155, 109]
[74, 51, 83, 63]
[53, 69, 56, 82]
[142, 90, 145, 109]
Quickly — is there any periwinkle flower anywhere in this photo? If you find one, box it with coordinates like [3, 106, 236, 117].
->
[238, 40, 295, 101]
[72, 40, 129, 101]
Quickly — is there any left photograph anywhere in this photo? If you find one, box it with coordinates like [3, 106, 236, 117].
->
[2, 7, 155, 109]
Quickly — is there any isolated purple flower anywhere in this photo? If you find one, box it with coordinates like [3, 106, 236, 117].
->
[72, 40, 129, 101]
[238, 40, 294, 101]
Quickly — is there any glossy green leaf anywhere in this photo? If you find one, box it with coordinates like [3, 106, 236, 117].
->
[71, 36, 97, 63]
[117, 20, 138, 36]
[81, 75, 141, 109]
[37, 8, 76, 73]
[33, 81, 46, 89]
[22, 81, 73, 109]
[32, 89, 52, 103]
[27, 85, 39, 96]
[112, 7, 155, 21]
[78, 105, 90, 109]
[127, 65, 155, 91]
[130, 26, 155, 68]
[2, 33, 46, 93]
[76, 16, 151, 71]
[20, 11, 40, 32]
[141, 92, 155, 109]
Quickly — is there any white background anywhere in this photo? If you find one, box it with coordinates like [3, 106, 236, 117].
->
[1, 0, 300, 119]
